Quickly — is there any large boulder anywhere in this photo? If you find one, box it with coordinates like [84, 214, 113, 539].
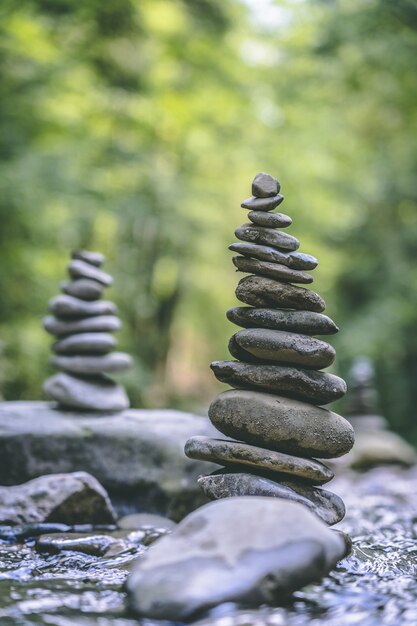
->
[126, 496, 348, 621]
[0, 401, 217, 521]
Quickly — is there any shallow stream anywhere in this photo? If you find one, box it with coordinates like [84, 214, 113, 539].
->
[1, 466, 416, 626]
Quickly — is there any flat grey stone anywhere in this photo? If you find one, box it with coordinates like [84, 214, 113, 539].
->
[236, 275, 326, 312]
[50, 352, 131, 375]
[44, 372, 129, 411]
[118, 513, 177, 532]
[233, 256, 313, 284]
[226, 307, 339, 335]
[72, 250, 105, 267]
[0, 471, 116, 525]
[44, 315, 122, 337]
[235, 223, 300, 251]
[229, 242, 317, 270]
[126, 497, 346, 620]
[198, 472, 345, 525]
[211, 360, 347, 405]
[61, 279, 104, 301]
[0, 401, 218, 521]
[52, 332, 116, 355]
[49, 295, 117, 318]
[252, 172, 280, 197]
[185, 436, 334, 484]
[241, 194, 284, 211]
[68, 259, 113, 286]
[232, 329, 335, 369]
[208, 389, 354, 458]
[248, 210, 292, 228]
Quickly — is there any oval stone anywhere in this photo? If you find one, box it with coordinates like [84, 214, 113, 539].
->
[236, 276, 325, 312]
[52, 333, 116, 355]
[252, 172, 280, 198]
[43, 315, 122, 337]
[50, 352, 132, 375]
[232, 256, 313, 284]
[229, 242, 317, 270]
[44, 373, 129, 412]
[61, 279, 104, 301]
[235, 224, 300, 251]
[185, 436, 334, 484]
[48, 295, 117, 318]
[226, 307, 339, 335]
[208, 389, 354, 458]
[68, 260, 113, 286]
[72, 250, 105, 267]
[241, 194, 284, 211]
[248, 211, 292, 228]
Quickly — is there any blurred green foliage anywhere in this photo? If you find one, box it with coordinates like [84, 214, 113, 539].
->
[0, 0, 416, 441]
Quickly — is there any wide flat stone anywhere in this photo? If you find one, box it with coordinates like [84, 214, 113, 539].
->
[61, 279, 104, 301]
[68, 259, 113, 286]
[52, 332, 116, 355]
[0, 401, 218, 520]
[0, 471, 116, 525]
[44, 315, 121, 337]
[232, 329, 335, 369]
[241, 194, 284, 211]
[236, 275, 326, 312]
[252, 172, 280, 197]
[126, 497, 347, 620]
[248, 210, 292, 228]
[211, 361, 347, 404]
[72, 250, 105, 267]
[49, 295, 117, 318]
[226, 307, 339, 335]
[185, 436, 334, 484]
[44, 373, 129, 411]
[198, 472, 345, 525]
[208, 390, 354, 458]
[232, 256, 313, 284]
[50, 352, 132, 374]
[235, 224, 300, 251]
[229, 242, 317, 270]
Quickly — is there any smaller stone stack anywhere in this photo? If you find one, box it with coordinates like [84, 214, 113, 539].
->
[186, 173, 355, 525]
[43, 250, 132, 412]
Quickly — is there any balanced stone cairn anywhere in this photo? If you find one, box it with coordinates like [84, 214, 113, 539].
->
[186, 173, 355, 525]
[43, 250, 132, 412]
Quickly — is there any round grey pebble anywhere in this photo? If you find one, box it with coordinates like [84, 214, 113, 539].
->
[241, 194, 284, 211]
[252, 172, 280, 198]
[44, 372, 129, 411]
[72, 250, 105, 267]
[61, 279, 104, 301]
[43, 315, 122, 337]
[68, 259, 113, 286]
[50, 352, 132, 375]
[247, 210, 292, 228]
[235, 223, 300, 252]
[232, 256, 313, 284]
[229, 242, 318, 270]
[52, 333, 116, 355]
[236, 275, 326, 312]
[48, 295, 117, 318]
[226, 307, 339, 335]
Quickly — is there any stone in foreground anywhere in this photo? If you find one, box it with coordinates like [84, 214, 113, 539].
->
[209, 390, 354, 458]
[0, 471, 116, 525]
[236, 275, 325, 312]
[126, 497, 347, 621]
[232, 256, 313, 284]
[226, 307, 338, 335]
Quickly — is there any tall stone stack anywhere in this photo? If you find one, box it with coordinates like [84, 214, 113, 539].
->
[186, 173, 355, 525]
[43, 250, 132, 412]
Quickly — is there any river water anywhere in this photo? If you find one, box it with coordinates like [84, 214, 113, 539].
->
[1, 465, 416, 626]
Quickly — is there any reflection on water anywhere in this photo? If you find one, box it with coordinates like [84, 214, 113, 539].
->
[0, 466, 416, 626]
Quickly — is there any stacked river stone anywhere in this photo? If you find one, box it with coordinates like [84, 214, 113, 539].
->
[43, 251, 132, 412]
[186, 173, 355, 525]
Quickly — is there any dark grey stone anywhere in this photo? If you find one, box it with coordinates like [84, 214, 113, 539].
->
[0, 471, 116, 525]
[233, 256, 313, 284]
[241, 194, 284, 211]
[68, 259, 113, 286]
[229, 242, 317, 270]
[44, 372, 129, 411]
[236, 275, 326, 312]
[226, 307, 339, 335]
[198, 472, 345, 525]
[252, 172, 280, 198]
[50, 352, 132, 374]
[208, 389, 354, 458]
[72, 250, 105, 267]
[36, 532, 122, 556]
[49, 295, 117, 318]
[211, 360, 347, 405]
[248, 210, 291, 228]
[185, 436, 334, 484]
[126, 497, 346, 620]
[52, 332, 116, 355]
[61, 279, 104, 301]
[235, 223, 300, 251]
[44, 314, 122, 337]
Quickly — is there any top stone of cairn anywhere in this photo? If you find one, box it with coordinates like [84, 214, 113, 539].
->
[252, 172, 281, 198]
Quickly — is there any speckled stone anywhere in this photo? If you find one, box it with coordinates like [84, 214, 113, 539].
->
[43, 315, 122, 337]
[52, 333, 116, 355]
[210, 361, 347, 405]
[235, 224, 300, 251]
[48, 295, 117, 318]
[68, 260, 113, 286]
[50, 352, 132, 375]
[241, 194, 284, 211]
[229, 242, 317, 270]
[232, 256, 313, 284]
[208, 389, 354, 458]
[226, 307, 338, 335]
[61, 279, 104, 301]
[184, 436, 334, 484]
[72, 250, 105, 267]
[236, 276, 325, 312]
[252, 173, 280, 198]
[248, 211, 292, 228]
[44, 372, 129, 411]
[198, 471, 345, 525]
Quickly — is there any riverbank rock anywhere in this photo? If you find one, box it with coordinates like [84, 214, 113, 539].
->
[126, 497, 347, 621]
